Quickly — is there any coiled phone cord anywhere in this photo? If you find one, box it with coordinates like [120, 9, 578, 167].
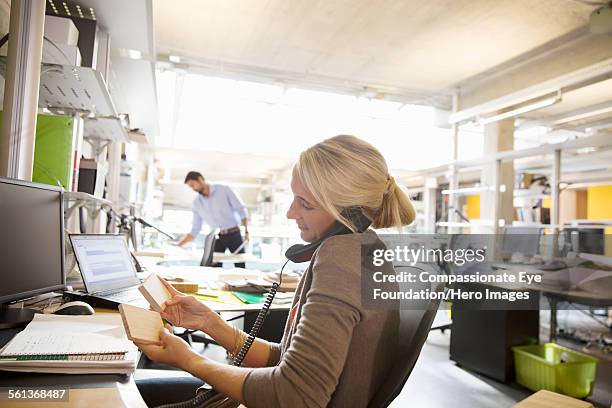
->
[155, 260, 289, 408]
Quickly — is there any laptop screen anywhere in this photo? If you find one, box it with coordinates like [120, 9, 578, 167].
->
[70, 235, 140, 293]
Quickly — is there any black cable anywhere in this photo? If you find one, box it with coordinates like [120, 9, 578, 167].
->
[154, 260, 290, 408]
[0, 33, 8, 49]
[231, 259, 288, 366]
[224, 314, 245, 323]
[231, 282, 279, 366]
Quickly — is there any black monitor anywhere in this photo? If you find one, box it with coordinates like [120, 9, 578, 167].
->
[500, 226, 543, 258]
[0, 177, 65, 328]
[563, 227, 604, 255]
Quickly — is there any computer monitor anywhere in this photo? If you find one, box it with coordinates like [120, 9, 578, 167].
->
[0, 177, 65, 328]
[563, 227, 604, 255]
[500, 226, 543, 258]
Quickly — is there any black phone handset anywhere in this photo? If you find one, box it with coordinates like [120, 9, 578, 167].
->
[156, 208, 372, 408]
[285, 207, 372, 262]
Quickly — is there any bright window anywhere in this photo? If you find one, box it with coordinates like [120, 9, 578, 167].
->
[156, 70, 474, 170]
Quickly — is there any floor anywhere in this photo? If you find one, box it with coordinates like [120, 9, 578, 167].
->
[394, 307, 611, 408]
[392, 330, 531, 408]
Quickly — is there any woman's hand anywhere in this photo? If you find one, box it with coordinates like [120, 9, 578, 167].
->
[135, 324, 201, 373]
[159, 278, 223, 334]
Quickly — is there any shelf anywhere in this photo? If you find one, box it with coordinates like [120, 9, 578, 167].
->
[128, 129, 149, 144]
[436, 219, 503, 228]
[64, 191, 112, 206]
[514, 189, 548, 199]
[63, 191, 112, 220]
[84, 117, 129, 143]
[0, 57, 117, 117]
[40, 64, 117, 116]
[442, 185, 506, 195]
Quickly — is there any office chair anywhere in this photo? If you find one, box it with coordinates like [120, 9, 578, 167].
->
[368, 281, 444, 408]
[155, 230, 218, 268]
[199, 230, 218, 266]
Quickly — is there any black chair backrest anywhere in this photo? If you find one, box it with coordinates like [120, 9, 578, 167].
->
[200, 230, 218, 266]
[368, 278, 444, 408]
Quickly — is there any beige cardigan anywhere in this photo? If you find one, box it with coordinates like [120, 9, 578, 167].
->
[242, 230, 400, 408]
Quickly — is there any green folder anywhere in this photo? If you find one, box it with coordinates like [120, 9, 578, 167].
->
[0, 113, 75, 190]
[232, 291, 266, 304]
[32, 114, 75, 190]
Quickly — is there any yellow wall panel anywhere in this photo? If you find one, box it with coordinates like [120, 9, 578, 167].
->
[587, 186, 612, 220]
[466, 195, 480, 219]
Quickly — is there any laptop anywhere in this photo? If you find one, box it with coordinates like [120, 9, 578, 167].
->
[69, 234, 149, 309]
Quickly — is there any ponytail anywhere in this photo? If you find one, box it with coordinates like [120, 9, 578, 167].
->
[298, 135, 416, 231]
[372, 176, 416, 229]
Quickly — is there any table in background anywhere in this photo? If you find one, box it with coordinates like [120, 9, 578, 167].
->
[145, 265, 292, 341]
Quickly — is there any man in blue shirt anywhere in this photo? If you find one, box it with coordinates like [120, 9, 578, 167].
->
[177, 171, 249, 267]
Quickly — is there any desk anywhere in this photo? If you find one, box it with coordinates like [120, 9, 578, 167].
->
[533, 285, 612, 342]
[513, 390, 593, 408]
[450, 264, 612, 382]
[147, 265, 292, 342]
[212, 252, 257, 264]
[145, 265, 294, 312]
[0, 267, 291, 407]
[491, 263, 612, 341]
[136, 252, 260, 269]
[0, 316, 146, 408]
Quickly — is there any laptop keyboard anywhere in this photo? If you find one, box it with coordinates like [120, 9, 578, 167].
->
[103, 288, 141, 303]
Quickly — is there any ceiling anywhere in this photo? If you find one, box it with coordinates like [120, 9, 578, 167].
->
[154, 0, 598, 108]
[149, 0, 612, 196]
[519, 77, 612, 131]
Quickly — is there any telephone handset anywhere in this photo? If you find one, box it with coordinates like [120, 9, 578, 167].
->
[285, 207, 372, 263]
[156, 208, 372, 408]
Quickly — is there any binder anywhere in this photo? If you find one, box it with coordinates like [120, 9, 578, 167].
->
[0, 314, 137, 374]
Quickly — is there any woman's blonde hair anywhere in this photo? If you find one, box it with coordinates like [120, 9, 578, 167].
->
[296, 135, 415, 231]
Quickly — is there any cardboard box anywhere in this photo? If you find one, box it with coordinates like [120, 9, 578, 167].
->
[44, 15, 79, 46]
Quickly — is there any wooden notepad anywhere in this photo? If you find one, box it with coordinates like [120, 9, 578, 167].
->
[118, 304, 164, 345]
[139, 274, 172, 312]
[168, 280, 199, 293]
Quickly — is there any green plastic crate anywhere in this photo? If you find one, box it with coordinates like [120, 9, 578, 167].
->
[512, 343, 598, 398]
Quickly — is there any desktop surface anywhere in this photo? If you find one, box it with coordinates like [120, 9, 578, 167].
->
[0, 314, 145, 407]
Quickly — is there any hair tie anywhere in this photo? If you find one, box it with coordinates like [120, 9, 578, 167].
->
[383, 175, 394, 196]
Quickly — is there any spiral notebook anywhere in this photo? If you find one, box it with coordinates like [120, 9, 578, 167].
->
[0, 314, 137, 373]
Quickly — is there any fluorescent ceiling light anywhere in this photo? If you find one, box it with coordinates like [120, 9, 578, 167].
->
[168, 55, 181, 63]
[552, 105, 612, 125]
[127, 49, 142, 60]
[478, 95, 561, 125]
[576, 147, 597, 154]
[441, 185, 506, 195]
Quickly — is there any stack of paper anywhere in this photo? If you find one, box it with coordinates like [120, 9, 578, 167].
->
[0, 314, 138, 374]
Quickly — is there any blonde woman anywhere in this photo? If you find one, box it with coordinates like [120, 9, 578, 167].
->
[135, 135, 415, 407]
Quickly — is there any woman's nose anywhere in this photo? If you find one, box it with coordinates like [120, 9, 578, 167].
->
[286, 201, 299, 220]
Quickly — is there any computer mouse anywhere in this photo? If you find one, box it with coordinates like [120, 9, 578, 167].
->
[54, 301, 95, 315]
